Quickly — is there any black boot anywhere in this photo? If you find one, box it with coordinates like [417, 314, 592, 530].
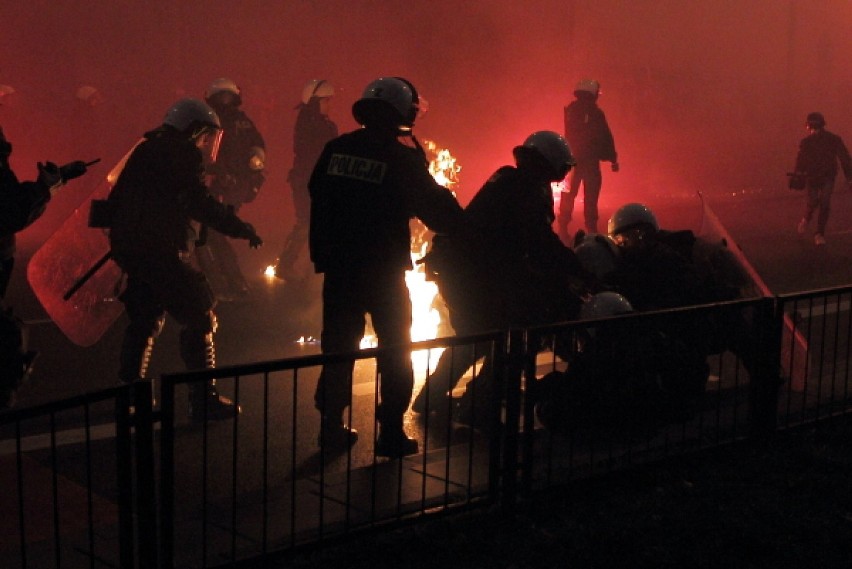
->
[318, 413, 358, 448]
[188, 381, 240, 424]
[375, 424, 418, 458]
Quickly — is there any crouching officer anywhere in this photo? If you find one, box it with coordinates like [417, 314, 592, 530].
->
[415, 131, 584, 429]
[104, 98, 262, 422]
[309, 77, 466, 458]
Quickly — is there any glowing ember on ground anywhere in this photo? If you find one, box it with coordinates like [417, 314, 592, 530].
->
[264, 264, 277, 278]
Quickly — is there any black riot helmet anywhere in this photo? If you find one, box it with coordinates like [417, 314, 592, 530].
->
[352, 77, 426, 131]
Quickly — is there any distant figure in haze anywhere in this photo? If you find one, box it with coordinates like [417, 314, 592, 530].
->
[309, 77, 465, 458]
[558, 79, 619, 240]
[198, 77, 266, 301]
[790, 112, 852, 246]
[275, 79, 338, 283]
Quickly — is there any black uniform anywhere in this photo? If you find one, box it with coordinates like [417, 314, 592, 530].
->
[278, 101, 338, 280]
[198, 104, 266, 300]
[417, 165, 583, 422]
[561, 97, 617, 234]
[108, 126, 257, 391]
[309, 127, 464, 434]
[0, 165, 51, 299]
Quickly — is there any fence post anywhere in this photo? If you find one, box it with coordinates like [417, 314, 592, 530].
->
[499, 329, 525, 515]
[158, 376, 177, 568]
[133, 381, 158, 568]
[749, 297, 782, 443]
[115, 386, 135, 569]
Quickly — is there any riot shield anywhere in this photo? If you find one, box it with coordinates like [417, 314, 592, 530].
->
[26, 142, 141, 347]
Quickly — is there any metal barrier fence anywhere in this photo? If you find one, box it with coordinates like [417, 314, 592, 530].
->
[3, 286, 852, 568]
[0, 382, 155, 569]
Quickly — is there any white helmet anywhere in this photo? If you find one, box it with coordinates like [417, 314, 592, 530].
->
[579, 291, 633, 320]
[301, 79, 335, 104]
[574, 233, 621, 280]
[514, 131, 576, 181]
[352, 77, 420, 128]
[574, 79, 601, 97]
[205, 77, 240, 99]
[607, 203, 659, 236]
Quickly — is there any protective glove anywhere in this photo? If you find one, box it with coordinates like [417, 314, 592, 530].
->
[242, 222, 263, 248]
[60, 160, 87, 182]
[37, 161, 63, 194]
[611, 161, 620, 173]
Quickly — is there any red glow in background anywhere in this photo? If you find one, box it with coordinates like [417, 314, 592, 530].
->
[2, 0, 851, 271]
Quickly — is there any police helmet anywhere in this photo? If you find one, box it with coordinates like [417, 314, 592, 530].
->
[574, 233, 621, 280]
[574, 79, 601, 97]
[579, 291, 634, 320]
[205, 77, 242, 107]
[163, 98, 221, 135]
[607, 203, 659, 237]
[352, 77, 420, 129]
[301, 79, 335, 104]
[513, 131, 576, 181]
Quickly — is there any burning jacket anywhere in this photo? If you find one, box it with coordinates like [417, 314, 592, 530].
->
[309, 128, 464, 274]
[107, 127, 255, 262]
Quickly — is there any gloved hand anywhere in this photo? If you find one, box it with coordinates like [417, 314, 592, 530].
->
[611, 161, 620, 173]
[60, 160, 88, 182]
[242, 223, 263, 248]
[37, 161, 63, 193]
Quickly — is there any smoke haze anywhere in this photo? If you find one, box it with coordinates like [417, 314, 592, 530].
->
[3, 0, 851, 267]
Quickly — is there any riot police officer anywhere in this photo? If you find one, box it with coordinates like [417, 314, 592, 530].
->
[106, 98, 262, 422]
[415, 131, 584, 428]
[276, 79, 338, 283]
[309, 77, 465, 458]
[198, 78, 266, 300]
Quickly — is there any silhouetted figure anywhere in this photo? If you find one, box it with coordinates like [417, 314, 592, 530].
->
[197, 78, 266, 301]
[0, 126, 88, 298]
[558, 79, 618, 239]
[276, 79, 338, 284]
[105, 99, 262, 422]
[790, 112, 852, 246]
[309, 77, 465, 458]
[416, 131, 583, 429]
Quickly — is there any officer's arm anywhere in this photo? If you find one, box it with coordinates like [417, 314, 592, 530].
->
[409, 166, 465, 236]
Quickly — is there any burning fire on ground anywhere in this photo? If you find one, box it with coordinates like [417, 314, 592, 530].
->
[360, 139, 459, 373]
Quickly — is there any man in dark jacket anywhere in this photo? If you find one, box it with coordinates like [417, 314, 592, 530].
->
[791, 112, 852, 246]
[309, 77, 465, 458]
[558, 79, 619, 239]
[107, 98, 262, 422]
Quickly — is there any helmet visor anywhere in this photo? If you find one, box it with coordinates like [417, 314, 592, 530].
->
[196, 128, 223, 165]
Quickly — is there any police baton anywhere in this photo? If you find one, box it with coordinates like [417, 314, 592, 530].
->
[63, 251, 112, 301]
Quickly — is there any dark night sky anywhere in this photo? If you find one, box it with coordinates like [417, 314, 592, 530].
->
[2, 0, 852, 261]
